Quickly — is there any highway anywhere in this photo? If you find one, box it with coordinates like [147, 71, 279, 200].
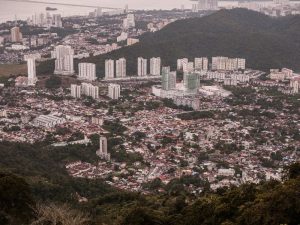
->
[5, 0, 123, 10]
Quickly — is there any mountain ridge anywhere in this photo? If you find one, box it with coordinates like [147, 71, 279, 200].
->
[82, 8, 300, 76]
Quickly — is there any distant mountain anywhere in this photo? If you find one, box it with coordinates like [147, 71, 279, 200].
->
[81, 8, 300, 77]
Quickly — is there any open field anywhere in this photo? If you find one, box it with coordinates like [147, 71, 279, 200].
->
[0, 63, 28, 77]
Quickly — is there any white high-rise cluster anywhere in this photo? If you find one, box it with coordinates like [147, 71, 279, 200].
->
[194, 57, 209, 71]
[108, 83, 121, 100]
[78, 63, 96, 81]
[177, 58, 188, 70]
[150, 57, 161, 76]
[161, 67, 177, 91]
[52, 45, 74, 75]
[212, 57, 246, 71]
[82, 83, 99, 99]
[197, 0, 219, 10]
[71, 84, 81, 98]
[105, 58, 127, 79]
[30, 13, 62, 28]
[137, 57, 147, 76]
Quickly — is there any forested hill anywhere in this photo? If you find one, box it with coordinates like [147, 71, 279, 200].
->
[81, 8, 300, 77]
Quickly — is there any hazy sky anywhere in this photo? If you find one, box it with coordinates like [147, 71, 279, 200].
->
[0, 0, 195, 22]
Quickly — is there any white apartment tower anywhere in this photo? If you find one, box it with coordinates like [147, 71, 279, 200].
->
[27, 58, 37, 86]
[96, 136, 110, 161]
[150, 57, 161, 76]
[194, 57, 208, 71]
[212, 57, 246, 71]
[11, 27, 22, 43]
[290, 78, 299, 94]
[78, 63, 96, 81]
[108, 83, 121, 100]
[53, 45, 74, 75]
[197, 0, 219, 10]
[53, 14, 62, 28]
[137, 57, 147, 76]
[116, 58, 126, 78]
[177, 58, 188, 70]
[162, 67, 176, 91]
[82, 83, 99, 99]
[71, 84, 81, 98]
[105, 59, 115, 79]
[123, 14, 135, 29]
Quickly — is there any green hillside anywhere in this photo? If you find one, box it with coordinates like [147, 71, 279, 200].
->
[83, 8, 300, 77]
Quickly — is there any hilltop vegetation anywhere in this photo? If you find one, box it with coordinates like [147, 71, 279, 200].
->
[0, 141, 299, 225]
[38, 9, 300, 77]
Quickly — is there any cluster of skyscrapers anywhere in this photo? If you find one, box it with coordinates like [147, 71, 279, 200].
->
[177, 56, 246, 72]
[71, 83, 99, 99]
[177, 57, 209, 73]
[191, 0, 219, 11]
[108, 84, 121, 100]
[163, 68, 200, 93]
[28, 13, 63, 28]
[105, 58, 126, 79]
[78, 63, 97, 81]
[161, 67, 176, 91]
[52, 45, 75, 75]
[138, 57, 161, 76]
[212, 57, 246, 71]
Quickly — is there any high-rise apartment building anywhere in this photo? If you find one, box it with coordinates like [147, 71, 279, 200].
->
[11, 27, 22, 43]
[290, 78, 299, 94]
[105, 59, 115, 79]
[53, 45, 74, 75]
[197, 0, 218, 10]
[212, 57, 246, 71]
[150, 57, 161, 76]
[53, 14, 63, 28]
[82, 83, 99, 99]
[137, 57, 147, 76]
[162, 67, 176, 91]
[27, 58, 37, 86]
[116, 58, 126, 78]
[194, 57, 209, 71]
[177, 58, 188, 70]
[78, 63, 96, 81]
[71, 84, 81, 98]
[123, 14, 135, 29]
[96, 136, 110, 160]
[184, 73, 200, 93]
[108, 83, 121, 99]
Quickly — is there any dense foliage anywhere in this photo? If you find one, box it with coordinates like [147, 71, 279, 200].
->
[0, 140, 299, 225]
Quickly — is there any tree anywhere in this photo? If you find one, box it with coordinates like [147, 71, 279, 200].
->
[0, 171, 34, 225]
[45, 76, 62, 89]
